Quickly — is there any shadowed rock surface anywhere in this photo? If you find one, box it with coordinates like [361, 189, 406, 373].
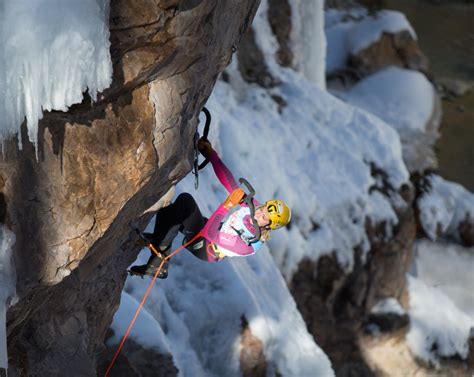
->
[97, 337, 178, 377]
[237, 27, 278, 88]
[267, 0, 293, 67]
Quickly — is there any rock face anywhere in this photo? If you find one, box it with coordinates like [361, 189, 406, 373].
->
[240, 316, 268, 377]
[348, 30, 431, 79]
[267, 0, 293, 67]
[97, 338, 178, 377]
[237, 27, 278, 88]
[291, 203, 417, 376]
[459, 215, 474, 247]
[1, 1, 259, 375]
[436, 77, 473, 98]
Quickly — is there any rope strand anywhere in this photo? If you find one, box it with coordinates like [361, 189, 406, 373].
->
[104, 232, 203, 377]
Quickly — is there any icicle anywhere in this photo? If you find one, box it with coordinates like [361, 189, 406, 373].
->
[294, 0, 327, 89]
[302, 0, 326, 89]
[0, 0, 113, 152]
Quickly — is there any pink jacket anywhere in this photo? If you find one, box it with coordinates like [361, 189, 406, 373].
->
[200, 151, 263, 262]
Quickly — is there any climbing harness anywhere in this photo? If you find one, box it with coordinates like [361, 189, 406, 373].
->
[207, 242, 226, 261]
[201, 177, 262, 263]
[193, 107, 212, 189]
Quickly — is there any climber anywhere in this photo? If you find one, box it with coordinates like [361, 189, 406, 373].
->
[129, 138, 291, 278]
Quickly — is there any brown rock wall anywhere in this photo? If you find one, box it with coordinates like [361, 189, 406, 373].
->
[2, 0, 260, 375]
[459, 214, 474, 247]
[237, 27, 278, 88]
[348, 31, 431, 79]
[97, 338, 178, 377]
[267, 0, 293, 67]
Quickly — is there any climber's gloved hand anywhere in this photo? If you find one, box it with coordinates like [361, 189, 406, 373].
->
[198, 138, 213, 159]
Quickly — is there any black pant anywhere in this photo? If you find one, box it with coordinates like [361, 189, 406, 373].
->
[152, 193, 208, 261]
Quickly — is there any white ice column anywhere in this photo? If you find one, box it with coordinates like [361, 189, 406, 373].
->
[297, 0, 326, 89]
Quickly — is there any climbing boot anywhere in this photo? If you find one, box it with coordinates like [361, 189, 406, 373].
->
[129, 249, 169, 279]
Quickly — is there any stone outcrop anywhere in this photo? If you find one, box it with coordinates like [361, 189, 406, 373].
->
[267, 0, 293, 67]
[411, 171, 474, 247]
[327, 21, 431, 88]
[237, 27, 278, 88]
[1, 1, 259, 375]
[97, 338, 178, 377]
[360, 330, 473, 377]
[237, 0, 293, 87]
[291, 199, 417, 376]
[348, 31, 430, 80]
[240, 316, 268, 377]
[435, 77, 473, 98]
[328, 29, 431, 86]
[459, 215, 474, 247]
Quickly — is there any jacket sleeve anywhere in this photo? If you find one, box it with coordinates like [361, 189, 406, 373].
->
[209, 150, 239, 194]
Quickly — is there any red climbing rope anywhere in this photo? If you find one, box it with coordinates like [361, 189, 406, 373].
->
[104, 231, 203, 377]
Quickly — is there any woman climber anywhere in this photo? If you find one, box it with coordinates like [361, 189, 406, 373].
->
[129, 138, 291, 278]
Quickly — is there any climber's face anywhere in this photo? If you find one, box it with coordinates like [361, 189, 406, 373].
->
[254, 206, 271, 228]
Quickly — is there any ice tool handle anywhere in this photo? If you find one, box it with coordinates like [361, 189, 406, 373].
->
[239, 177, 261, 242]
[193, 107, 211, 189]
[198, 107, 211, 170]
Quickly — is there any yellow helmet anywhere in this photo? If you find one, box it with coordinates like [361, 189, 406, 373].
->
[265, 200, 291, 230]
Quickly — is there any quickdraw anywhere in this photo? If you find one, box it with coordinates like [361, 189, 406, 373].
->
[193, 107, 212, 189]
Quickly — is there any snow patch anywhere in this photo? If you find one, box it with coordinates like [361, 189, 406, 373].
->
[366, 190, 399, 240]
[418, 175, 474, 242]
[371, 298, 406, 316]
[339, 66, 438, 171]
[407, 275, 473, 365]
[413, 240, 474, 319]
[347, 10, 416, 54]
[341, 67, 434, 134]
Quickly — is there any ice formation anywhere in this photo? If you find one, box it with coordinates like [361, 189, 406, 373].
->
[0, 0, 112, 148]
